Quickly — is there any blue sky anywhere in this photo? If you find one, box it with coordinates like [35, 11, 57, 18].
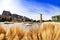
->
[0, 0, 60, 20]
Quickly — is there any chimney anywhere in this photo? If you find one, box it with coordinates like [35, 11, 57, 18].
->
[40, 14, 42, 23]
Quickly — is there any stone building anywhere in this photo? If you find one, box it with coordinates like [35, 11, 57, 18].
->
[2, 10, 12, 21]
[40, 14, 42, 22]
[52, 15, 60, 21]
[11, 14, 23, 22]
[0, 10, 32, 22]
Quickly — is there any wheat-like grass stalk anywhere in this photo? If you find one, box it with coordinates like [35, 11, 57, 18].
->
[0, 23, 6, 40]
[0, 22, 60, 40]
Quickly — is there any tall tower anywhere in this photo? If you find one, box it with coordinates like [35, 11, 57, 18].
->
[40, 14, 42, 23]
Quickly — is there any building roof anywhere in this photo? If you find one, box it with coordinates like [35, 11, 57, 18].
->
[52, 15, 60, 18]
[2, 10, 11, 16]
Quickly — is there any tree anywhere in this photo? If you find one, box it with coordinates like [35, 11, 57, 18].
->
[36, 20, 40, 22]
[33, 20, 36, 22]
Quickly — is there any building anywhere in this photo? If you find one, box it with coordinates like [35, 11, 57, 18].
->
[0, 10, 32, 22]
[40, 14, 42, 23]
[52, 15, 60, 22]
[2, 10, 11, 16]
[1, 10, 12, 21]
[2, 10, 11, 18]
[11, 14, 23, 22]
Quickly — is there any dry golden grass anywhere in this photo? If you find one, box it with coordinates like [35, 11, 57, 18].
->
[0, 23, 6, 40]
[0, 22, 60, 40]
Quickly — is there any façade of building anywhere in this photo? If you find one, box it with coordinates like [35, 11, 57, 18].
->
[0, 10, 32, 22]
[2, 10, 12, 21]
[52, 15, 60, 22]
